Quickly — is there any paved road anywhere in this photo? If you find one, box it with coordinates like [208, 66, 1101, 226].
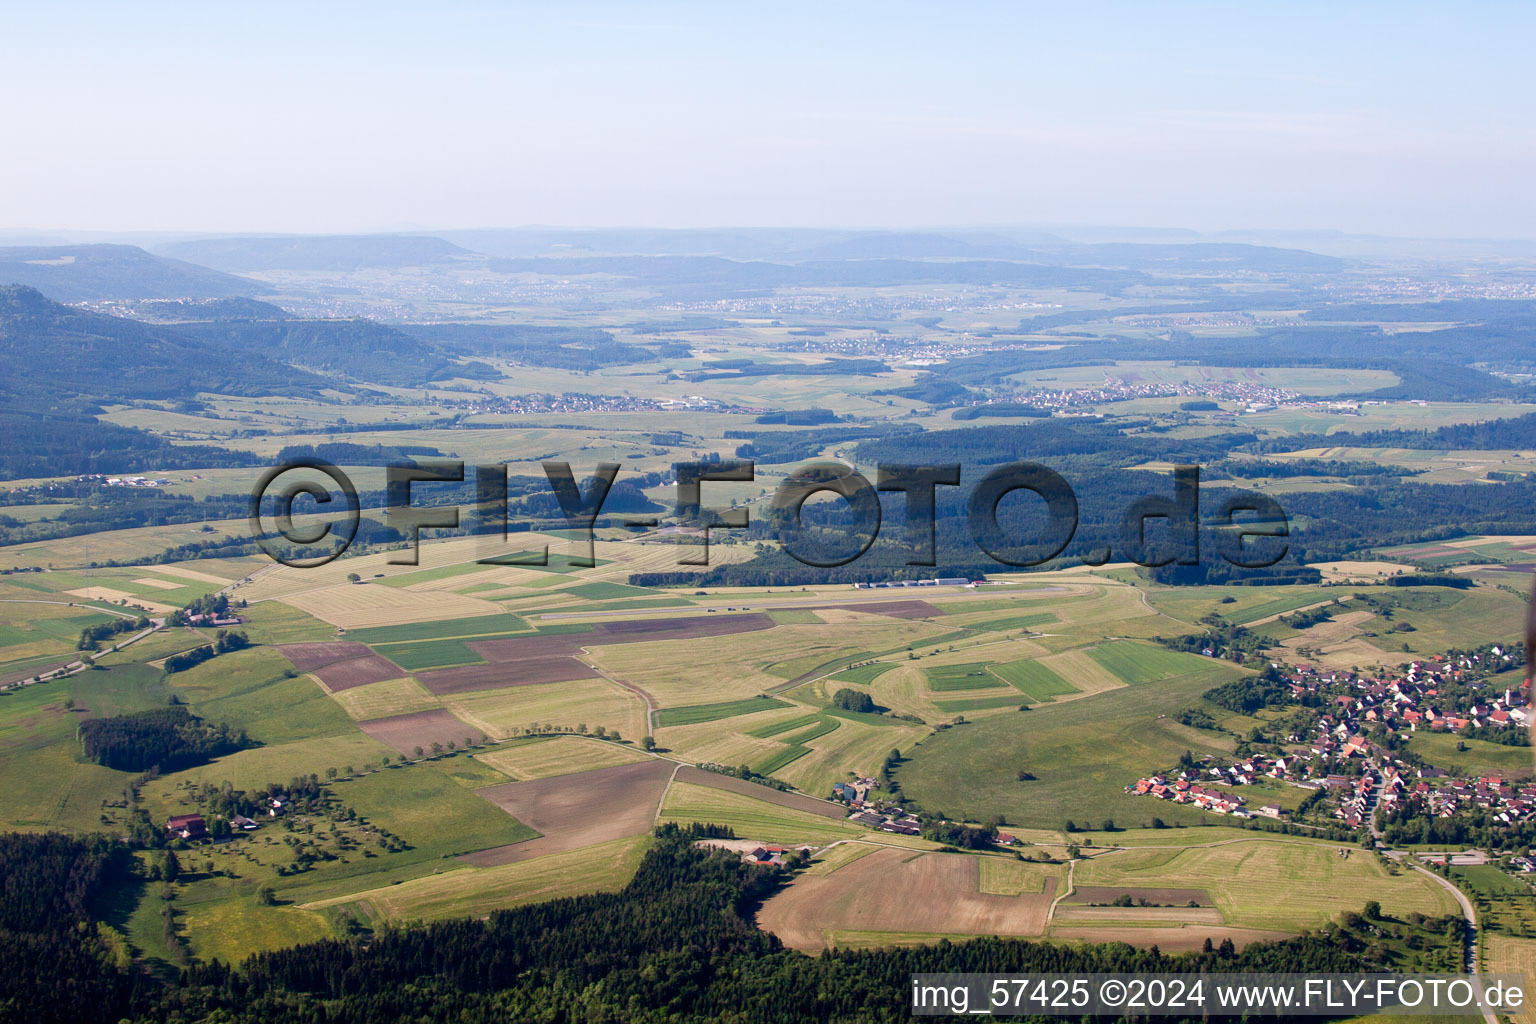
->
[1406, 861, 1496, 1024]
[0, 600, 161, 689]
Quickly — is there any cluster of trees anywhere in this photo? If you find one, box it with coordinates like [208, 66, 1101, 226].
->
[163, 629, 249, 673]
[830, 688, 875, 713]
[1202, 664, 1301, 714]
[1377, 802, 1536, 850]
[1282, 604, 1335, 630]
[77, 705, 252, 772]
[77, 616, 147, 650]
[920, 821, 999, 849]
[1156, 614, 1271, 663]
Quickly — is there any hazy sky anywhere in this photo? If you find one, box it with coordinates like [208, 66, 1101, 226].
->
[4, 2, 1532, 237]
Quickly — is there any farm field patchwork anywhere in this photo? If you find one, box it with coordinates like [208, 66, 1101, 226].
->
[757, 848, 1057, 951]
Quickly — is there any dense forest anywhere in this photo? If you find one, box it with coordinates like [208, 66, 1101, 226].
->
[77, 705, 252, 772]
[0, 828, 1454, 1024]
[0, 833, 143, 1024]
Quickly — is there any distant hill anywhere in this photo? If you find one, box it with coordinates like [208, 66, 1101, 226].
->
[485, 255, 1146, 297]
[0, 244, 264, 302]
[127, 297, 294, 322]
[0, 285, 326, 405]
[172, 318, 499, 387]
[786, 231, 1054, 260]
[158, 234, 478, 272]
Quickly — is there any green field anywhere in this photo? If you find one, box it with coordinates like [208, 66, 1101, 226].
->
[933, 695, 1029, 713]
[829, 663, 896, 685]
[987, 659, 1078, 701]
[655, 695, 793, 728]
[747, 713, 823, 738]
[923, 662, 1007, 691]
[562, 581, 662, 600]
[1406, 730, 1535, 779]
[1087, 640, 1220, 684]
[897, 655, 1246, 828]
[1073, 836, 1456, 932]
[375, 638, 486, 671]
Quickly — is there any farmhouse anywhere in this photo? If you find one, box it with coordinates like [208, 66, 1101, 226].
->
[165, 813, 207, 840]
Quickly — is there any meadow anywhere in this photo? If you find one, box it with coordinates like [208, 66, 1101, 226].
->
[1071, 836, 1456, 932]
[895, 647, 1247, 828]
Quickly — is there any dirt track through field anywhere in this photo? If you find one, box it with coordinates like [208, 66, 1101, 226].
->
[757, 848, 1056, 950]
[462, 758, 677, 866]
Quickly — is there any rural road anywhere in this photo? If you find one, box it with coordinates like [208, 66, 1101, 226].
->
[580, 652, 659, 736]
[1406, 862, 1496, 1024]
[0, 599, 160, 689]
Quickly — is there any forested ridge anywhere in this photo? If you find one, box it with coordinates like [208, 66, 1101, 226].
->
[0, 827, 1466, 1023]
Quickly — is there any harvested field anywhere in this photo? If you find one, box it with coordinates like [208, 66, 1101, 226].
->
[821, 600, 942, 619]
[1066, 885, 1214, 906]
[443, 678, 647, 741]
[594, 612, 776, 639]
[477, 736, 652, 780]
[312, 653, 407, 692]
[142, 563, 240, 585]
[464, 758, 678, 865]
[278, 641, 372, 672]
[282, 583, 503, 629]
[63, 587, 176, 613]
[417, 656, 599, 695]
[657, 782, 864, 844]
[674, 764, 846, 818]
[756, 848, 1056, 951]
[357, 709, 482, 755]
[130, 577, 184, 590]
[330, 677, 439, 721]
[977, 857, 1063, 896]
